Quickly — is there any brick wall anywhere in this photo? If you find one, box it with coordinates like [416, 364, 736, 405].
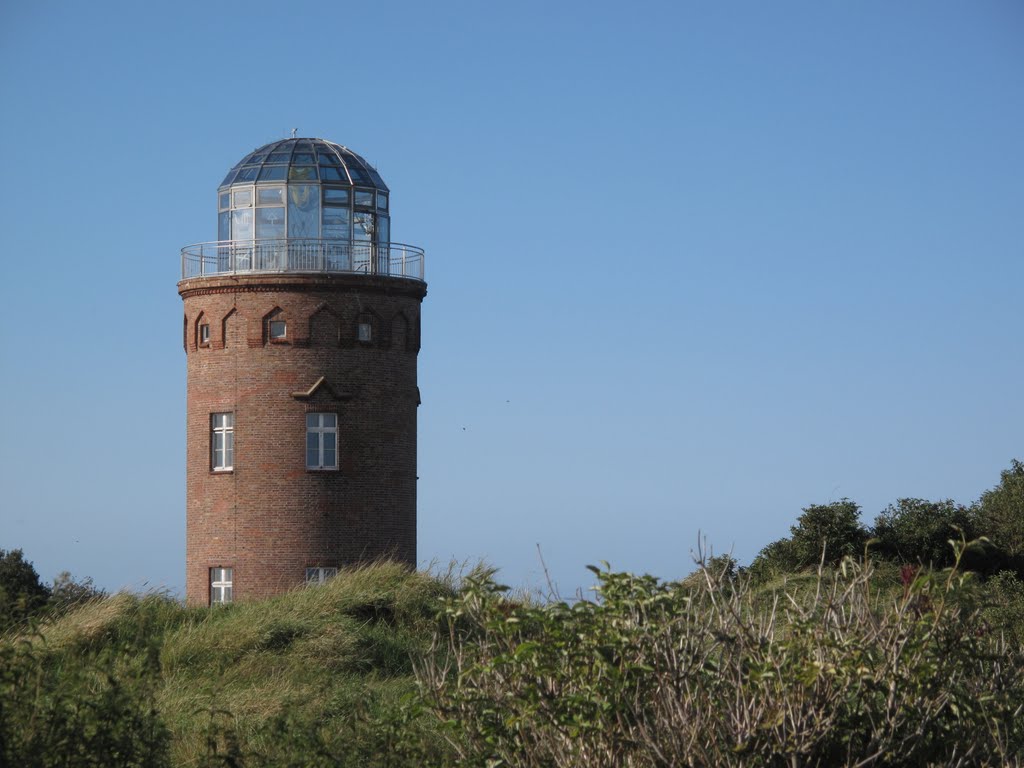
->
[179, 273, 426, 605]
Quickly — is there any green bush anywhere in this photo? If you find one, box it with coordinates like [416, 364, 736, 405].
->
[419, 550, 1024, 767]
[0, 549, 51, 632]
[0, 634, 171, 767]
[49, 571, 107, 616]
[973, 459, 1024, 573]
[750, 500, 868, 580]
[871, 498, 974, 568]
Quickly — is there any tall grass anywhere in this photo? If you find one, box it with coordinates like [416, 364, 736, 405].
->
[2, 562, 453, 767]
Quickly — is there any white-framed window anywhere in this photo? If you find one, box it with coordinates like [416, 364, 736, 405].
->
[211, 412, 234, 471]
[305, 567, 338, 585]
[210, 567, 233, 604]
[306, 413, 338, 470]
[357, 322, 372, 342]
[199, 323, 210, 344]
[269, 320, 287, 339]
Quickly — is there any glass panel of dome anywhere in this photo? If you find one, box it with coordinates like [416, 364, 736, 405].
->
[289, 166, 318, 181]
[288, 185, 319, 238]
[258, 166, 287, 181]
[318, 153, 340, 166]
[345, 165, 366, 183]
[323, 188, 349, 204]
[322, 206, 350, 239]
[247, 154, 267, 164]
[235, 166, 259, 182]
[354, 190, 374, 208]
[257, 187, 284, 205]
[320, 167, 346, 182]
[292, 153, 315, 164]
[365, 168, 386, 189]
[267, 152, 291, 163]
[221, 169, 239, 186]
[353, 211, 373, 240]
[256, 207, 285, 238]
[232, 208, 253, 240]
[376, 193, 388, 211]
[232, 188, 253, 207]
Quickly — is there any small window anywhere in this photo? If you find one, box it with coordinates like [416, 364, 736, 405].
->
[210, 567, 233, 604]
[218, 192, 230, 211]
[323, 187, 350, 205]
[377, 192, 388, 211]
[306, 412, 338, 470]
[232, 188, 253, 208]
[357, 322, 372, 342]
[269, 320, 287, 339]
[199, 324, 210, 344]
[305, 567, 338, 585]
[211, 413, 234, 471]
[256, 187, 285, 205]
[354, 189, 374, 208]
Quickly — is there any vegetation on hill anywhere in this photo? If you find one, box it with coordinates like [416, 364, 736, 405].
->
[2, 459, 1023, 766]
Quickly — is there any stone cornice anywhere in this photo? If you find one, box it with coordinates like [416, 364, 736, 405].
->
[178, 273, 427, 301]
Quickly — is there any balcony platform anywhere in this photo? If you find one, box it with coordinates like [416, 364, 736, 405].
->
[180, 239, 424, 281]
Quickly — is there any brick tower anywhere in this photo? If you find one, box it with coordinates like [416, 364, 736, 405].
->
[178, 138, 426, 605]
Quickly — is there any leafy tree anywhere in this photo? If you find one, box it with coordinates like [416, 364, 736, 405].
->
[748, 537, 801, 583]
[973, 459, 1024, 559]
[0, 549, 51, 631]
[789, 499, 868, 568]
[750, 500, 868, 580]
[872, 498, 974, 568]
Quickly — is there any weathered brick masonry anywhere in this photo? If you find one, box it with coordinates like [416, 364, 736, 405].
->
[179, 272, 426, 605]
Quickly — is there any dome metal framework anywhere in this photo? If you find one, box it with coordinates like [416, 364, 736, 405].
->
[220, 138, 389, 190]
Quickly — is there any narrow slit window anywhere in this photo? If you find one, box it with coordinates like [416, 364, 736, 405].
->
[211, 413, 234, 471]
[199, 324, 210, 344]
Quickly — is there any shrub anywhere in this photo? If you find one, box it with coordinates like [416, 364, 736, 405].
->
[0, 549, 51, 632]
[419, 550, 1024, 767]
[0, 634, 171, 767]
[48, 571, 106, 616]
[973, 459, 1024, 572]
[871, 498, 974, 568]
[750, 500, 868, 581]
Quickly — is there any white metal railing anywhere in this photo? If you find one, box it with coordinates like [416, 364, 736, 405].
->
[180, 239, 425, 281]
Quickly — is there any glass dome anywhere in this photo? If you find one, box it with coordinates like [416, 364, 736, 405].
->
[181, 137, 423, 281]
[220, 138, 389, 190]
[217, 138, 390, 247]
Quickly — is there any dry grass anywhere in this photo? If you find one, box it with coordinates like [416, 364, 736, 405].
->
[12, 561, 452, 766]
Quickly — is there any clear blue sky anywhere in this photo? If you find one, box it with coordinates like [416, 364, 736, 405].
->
[0, 1, 1020, 597]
